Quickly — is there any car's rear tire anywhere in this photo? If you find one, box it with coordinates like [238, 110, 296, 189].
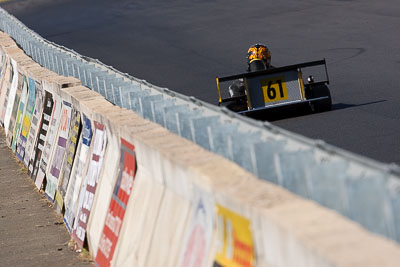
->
[309, 84, 332, 112]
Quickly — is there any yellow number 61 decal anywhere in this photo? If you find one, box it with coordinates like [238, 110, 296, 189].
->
[261, 76, 288, 103]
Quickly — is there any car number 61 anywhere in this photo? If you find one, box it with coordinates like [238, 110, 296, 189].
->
[261, 76, 289, 103]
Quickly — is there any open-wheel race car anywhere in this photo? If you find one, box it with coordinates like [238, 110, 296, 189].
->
[216, 59, 332, 118]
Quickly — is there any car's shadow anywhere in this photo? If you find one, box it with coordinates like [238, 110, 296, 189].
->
[331, 100, 387, 111]
[247, 100, 387, 122]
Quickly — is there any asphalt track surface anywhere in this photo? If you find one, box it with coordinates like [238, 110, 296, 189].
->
[2, 0, 400, 165]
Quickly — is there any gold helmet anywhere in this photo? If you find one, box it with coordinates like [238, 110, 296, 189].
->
[247, 43, 271, 69]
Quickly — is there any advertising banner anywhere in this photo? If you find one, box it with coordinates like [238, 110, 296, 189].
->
[23, 81, 43, 167]
[45, 100, 72, 201]
[27, 90, 53, 179]
[6, 72, 23, 146]
[34, 94, 62, 188]
[0, 51, 10, 122]
[95, 138, 137, 267]
[16, 77, 36, 161]
[64, 113, 92, 232]
[3, 58, 18, 135]
[11, 74, 28, 152]
[72, 121, 107, 247]
[55, 108, 81, 212]
[213, 205, 255, 267]
[0, 49, 6, 78]
[178, 189, 214, 267]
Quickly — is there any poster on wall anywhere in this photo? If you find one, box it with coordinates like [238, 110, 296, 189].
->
[0, 54, 11, 124]
[23, 81, 43, 167]
[0, 49, 6, 77]
[7, 72, 24, 146]
[55, 108, 81, 213]
[95, 138, 137, 267]
[34, 94, 62, 188]
[0, 50, 8, 108]
[213, 205, 255, 267]
[45, 100, 72, 201]
[0, 56, 14, 125]
[178, 189, 214, 267]
[11, 75, 28, 152]
[16, 76, 36, 161]
[27, 90, 53, 179]
[3, 59, 18, 136]
[72, 121, 107, 247]
[64, 113, 92, 233]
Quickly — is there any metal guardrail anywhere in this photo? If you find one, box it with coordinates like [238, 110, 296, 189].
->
[1, 7, 399, 243]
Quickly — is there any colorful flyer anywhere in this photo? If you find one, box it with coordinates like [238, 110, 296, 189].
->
[0, 52, 10, 124]
[72, 121, 107, 247]
[0, 49, 6, 78]
[23, 82, 43, 167]
[16, 77, 36, 161]
[6, 72, 23, 146]
[34, 94, 62, 188]
[213, 205, 255, 267]
[28, 90, 53, 179]
[179, 189, 214, 267]
[95, 138, 137, 267]
[45, 100, 72, 201]
[64, 114, 92, 232]
[3, 59, 18, 136]
[11, 75, 28, 152]
[55, 108, 81, 212]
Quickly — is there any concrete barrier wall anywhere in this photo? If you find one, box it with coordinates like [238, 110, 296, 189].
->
[1, 7, 400, 245]
[1, 31, 400, 266]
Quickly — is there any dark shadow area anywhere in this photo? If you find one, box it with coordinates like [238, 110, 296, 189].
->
[332, 100, 387, 111]
[245, 99, 387, 121]
[245, 102, 313, 121]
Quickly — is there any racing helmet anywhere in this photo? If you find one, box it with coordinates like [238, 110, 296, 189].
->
[247, 43, 271, 72]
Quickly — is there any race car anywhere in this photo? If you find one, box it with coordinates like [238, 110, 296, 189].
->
[216, 59, 332, 118]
